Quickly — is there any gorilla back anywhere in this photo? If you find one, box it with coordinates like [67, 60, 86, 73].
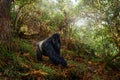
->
[36, 33, 67, 67]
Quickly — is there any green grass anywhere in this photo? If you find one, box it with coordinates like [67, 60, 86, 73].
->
[0, 38, 55, 79]
[1, 38, 119, 79]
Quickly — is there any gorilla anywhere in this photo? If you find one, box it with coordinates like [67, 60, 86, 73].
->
[36, 33, 67, 67]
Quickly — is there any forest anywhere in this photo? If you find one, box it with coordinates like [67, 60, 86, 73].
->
[0, 0, 120, 80]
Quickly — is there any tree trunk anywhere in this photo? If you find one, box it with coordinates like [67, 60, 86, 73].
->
[0, 0, 12, 49]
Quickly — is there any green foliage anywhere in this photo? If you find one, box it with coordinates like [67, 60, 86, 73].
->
[0, 38, 53, 79]
[6, 0, 120, 79]
[107, 57, 120, 71]
[0, 51, 20, 78]
[15, 39, 35, 56]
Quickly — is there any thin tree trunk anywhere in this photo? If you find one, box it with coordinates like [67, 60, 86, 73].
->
[0, 0, 12, 49]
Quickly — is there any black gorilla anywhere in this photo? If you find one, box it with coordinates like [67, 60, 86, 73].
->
[36, 33, 67, 67]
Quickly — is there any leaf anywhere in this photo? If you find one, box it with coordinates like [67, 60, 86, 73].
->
[33, 70, 48, 76]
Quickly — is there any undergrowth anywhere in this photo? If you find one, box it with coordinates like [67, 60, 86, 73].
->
[0, 38, 120, 79]
[0, 39, 85, 80]
[0, 39, 50, 79]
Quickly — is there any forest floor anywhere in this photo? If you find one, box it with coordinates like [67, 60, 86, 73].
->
[0, 36, 120, 80]
[20, 47, 120, 80]
[20, 37, 120, 80]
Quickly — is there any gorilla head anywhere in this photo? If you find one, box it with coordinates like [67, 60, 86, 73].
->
[36, 33, 67, 67]
[51, 33, 61, 50]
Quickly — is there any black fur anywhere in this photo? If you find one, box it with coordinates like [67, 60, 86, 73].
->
[36, 33, 67, 67]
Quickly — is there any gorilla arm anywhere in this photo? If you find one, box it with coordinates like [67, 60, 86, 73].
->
[45, 44, 67, 67]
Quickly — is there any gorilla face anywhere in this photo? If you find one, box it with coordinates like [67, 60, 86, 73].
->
[51, 33, 61, 50]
